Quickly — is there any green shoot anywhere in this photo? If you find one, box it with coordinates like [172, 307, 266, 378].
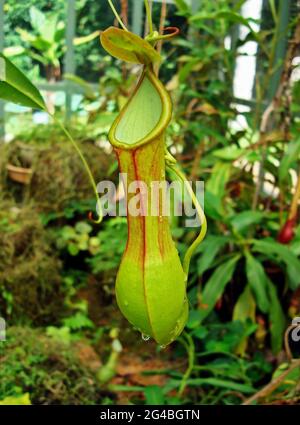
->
[107, 0, 129, 32]
[144, 0, 154, 35]
[52, 115, 103, 224]
[166, 150, 207, 279]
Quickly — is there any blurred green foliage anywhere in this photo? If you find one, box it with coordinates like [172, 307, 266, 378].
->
[1, 0, 300, 406]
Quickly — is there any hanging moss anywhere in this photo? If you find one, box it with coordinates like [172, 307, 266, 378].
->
[0, 201, 65, 324]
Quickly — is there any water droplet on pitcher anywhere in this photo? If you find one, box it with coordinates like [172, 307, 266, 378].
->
[124, 300, 129, 307]
[142, 333, 150, 341]
[159, 344, 166, 349]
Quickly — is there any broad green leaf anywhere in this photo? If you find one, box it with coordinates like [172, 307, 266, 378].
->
[144, 386, 165, 405]
[197, 235, 229, 275]
[3, 46, 26, 57]
[206, 162, 231, 199]
[279, 138, 300, 183]
[187, 309, 203, 329]
[233, 285, 256, 323]
[213, 145, 245, 161]
[42, 14, 59, 43]
[179, 57, 203, 82]
[266, 278, 285, 354]
[204, 191, 224, 220]
[191, 10, 257, 34]
[253, 239, 300, 290]
[174, 0, 190, 14]
[30, 6, 46, 33]
[75, 221, 93, 234]
[229, 210, 264, 233]
[233, 285, 256, 355]
[0, 53, 46, 110]
[198, 255, 240, 322]
[100, 27, 161, 65]
[245, 252, 270, 313]
[186, 377, 254, 394]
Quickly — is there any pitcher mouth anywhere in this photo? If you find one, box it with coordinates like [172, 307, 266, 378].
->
[108, 67, 172, 151]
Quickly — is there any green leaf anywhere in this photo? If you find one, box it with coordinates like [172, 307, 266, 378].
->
[187, 309, 203, 329]
[204, 191, 224, 220]
[213, 145, 245, 161]
[174, 0, 190, 14]
[229, 210, 264, 233]
[266, 278, 285, 354]
[42, 14, 59, 44]
[63, 312, 94, 330]
[198, 255, 240, 322]
[197, 235, 229, 275]
[30, 6, 46, 33]
[75, 221, 93, 235]
[245, 252, 270, 313]
[100, 27, 161, 65]
[279, 138, 300, 183]
[191, 10, 257, 35]
[253, 239, 300, 290]
[68, 243, 79, 256]
[186, 377, 254, 394]
[108, 384, 145, 392]
[0, 53, 46, 110]
[233, 285, 256, 355]
[233, 285, 256, 323]
[143, 386, 165, 405]
[206, 162, 231, 199]
[3, 46, 26, 57]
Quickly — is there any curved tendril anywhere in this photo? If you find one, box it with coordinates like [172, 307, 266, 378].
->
[51, 115, 103, 224]
[165, 149, 207, 280]
[146, 26, 180, 44]
[108, 0, 129, 32]
[144, 0, 154, 35]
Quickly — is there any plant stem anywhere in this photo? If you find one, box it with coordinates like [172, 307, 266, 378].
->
[178, 333, 195, 397]
[154, 0, 167, 75]
[51, 115, 103, 223]
[144, 0, 153, 35]
[242, 359, 300, 405]
[166, 155, 207, 278]
[120, 0, 128, 27]
[108, 0, 129, 31]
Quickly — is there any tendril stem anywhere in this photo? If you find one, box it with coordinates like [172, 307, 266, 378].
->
[165, 149, 207, 278]
[108, 0, 129, 31]
[51, 115, 103, 224]
[144, 0, 154, 35]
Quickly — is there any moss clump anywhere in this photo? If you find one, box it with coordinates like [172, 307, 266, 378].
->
[0, 327, 104, 405]
[0, 202, 65, 325]
[0, 124, 112, 213]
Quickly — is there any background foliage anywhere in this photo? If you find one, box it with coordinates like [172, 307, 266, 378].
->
[1, 0, 300, 405]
